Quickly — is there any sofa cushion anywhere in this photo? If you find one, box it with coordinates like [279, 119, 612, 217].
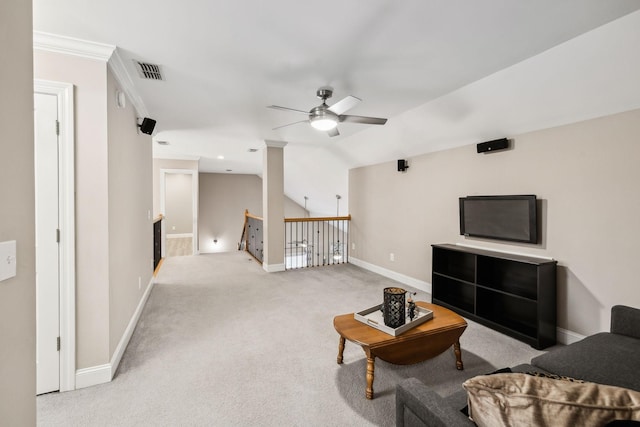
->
[611, 305, 640, 339]
[532, 332, 640, 392]
[462, 373, 640, 427]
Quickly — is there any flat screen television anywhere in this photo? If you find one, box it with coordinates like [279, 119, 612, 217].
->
[459, 195, 537, 244]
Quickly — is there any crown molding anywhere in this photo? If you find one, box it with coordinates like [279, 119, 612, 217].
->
[33, 31, 149, 118]
[108, 48, 150, 118]
[33, 31, 115, 61]
[264, 140, 288, 148]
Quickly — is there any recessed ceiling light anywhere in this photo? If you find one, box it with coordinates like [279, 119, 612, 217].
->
[217, 155, 225, 160]
[226, 169, 232, 172]
[156, 140, 169, 145]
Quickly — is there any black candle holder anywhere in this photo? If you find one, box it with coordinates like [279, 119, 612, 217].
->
[383, 287, 406, 328]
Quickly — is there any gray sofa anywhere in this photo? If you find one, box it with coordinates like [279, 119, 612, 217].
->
[396, 305, 640, 427]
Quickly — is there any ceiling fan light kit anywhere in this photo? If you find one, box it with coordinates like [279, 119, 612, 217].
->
[268, 87, 388, 137]
[310, 110, 338, 130]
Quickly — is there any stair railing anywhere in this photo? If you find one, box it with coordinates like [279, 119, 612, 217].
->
[284, 215, 350, 269]
[240, 210, 350, 269]
[240, 209, 264, 263]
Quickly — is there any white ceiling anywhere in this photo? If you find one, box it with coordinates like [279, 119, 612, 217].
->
[33, 1, 640, 215]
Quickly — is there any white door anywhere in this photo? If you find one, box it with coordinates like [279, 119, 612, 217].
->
[35, 92, 60, 394]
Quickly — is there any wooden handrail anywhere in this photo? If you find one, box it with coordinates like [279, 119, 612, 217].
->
[153, 214, 164, 223]
[246, 212, 263, 221]
[244, 211, 349, 223]
[285, 215, 351, 223]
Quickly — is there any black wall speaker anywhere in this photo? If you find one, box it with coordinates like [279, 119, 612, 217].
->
[397, 159, 409, 172]
[477, 138, 509, 153]
[139, 117, 156, 135]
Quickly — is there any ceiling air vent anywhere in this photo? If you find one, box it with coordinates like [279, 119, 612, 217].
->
[134, 61, 164, 81]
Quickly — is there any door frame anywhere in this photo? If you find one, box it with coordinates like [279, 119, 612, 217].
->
[159, 169, 199, 256]
[34, 80, 76, 392]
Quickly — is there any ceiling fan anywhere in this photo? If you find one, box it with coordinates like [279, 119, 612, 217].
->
[268, 88, 387, 137]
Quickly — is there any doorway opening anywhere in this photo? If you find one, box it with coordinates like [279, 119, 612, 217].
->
[160, 169, 198, 257]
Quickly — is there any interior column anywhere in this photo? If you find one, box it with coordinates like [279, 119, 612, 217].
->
[262, 140, 287, 272]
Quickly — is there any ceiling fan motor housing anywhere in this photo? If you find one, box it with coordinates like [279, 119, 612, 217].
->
[316, 88, 333, 101]
[310, 105, 337, 119]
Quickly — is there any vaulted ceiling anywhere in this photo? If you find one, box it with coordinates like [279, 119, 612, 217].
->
[33, 1, 640, 215]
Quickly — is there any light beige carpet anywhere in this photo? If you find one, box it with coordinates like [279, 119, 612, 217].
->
[37, 252, 549, 426]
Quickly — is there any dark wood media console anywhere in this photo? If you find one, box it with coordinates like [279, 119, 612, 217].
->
[431, 244, 557, 349]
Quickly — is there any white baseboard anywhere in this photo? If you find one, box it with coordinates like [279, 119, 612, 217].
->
[167, 233, 193, 239]
[349, 257, 584, 346]
[75, 364, 112, 389]
[75, 277, 154, 389]
[349, 257, 431, 294]
[263, 263, 285, 273]
[556, 327, 586, 345]
[110, 277, 155, 377]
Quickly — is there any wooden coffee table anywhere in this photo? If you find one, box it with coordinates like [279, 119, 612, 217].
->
[333, 301, 467, 399]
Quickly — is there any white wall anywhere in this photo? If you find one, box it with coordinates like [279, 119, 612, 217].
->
[349, 108, 640, 337]
[0, 0, 36, 423]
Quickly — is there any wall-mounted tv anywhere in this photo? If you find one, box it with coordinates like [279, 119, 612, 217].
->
[459, 195, 538, 244]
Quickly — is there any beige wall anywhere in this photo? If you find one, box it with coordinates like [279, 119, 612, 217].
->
[0, 0, 36, 423]
[152, 159, 199, 218]
[34, 50, 111, 369]
[263, 145, 286, 268]
[106, 70, 153, 357]
[199, 173, 307, 253]
[349, 108, 640, 337]
[199, 174, 262, 253]
[165, 173, 194, 235]
[34, 51, 154, 373]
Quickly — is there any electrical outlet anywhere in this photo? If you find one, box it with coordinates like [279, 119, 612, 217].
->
[390, 253, 395, 262]
[0, 240, 17, 282]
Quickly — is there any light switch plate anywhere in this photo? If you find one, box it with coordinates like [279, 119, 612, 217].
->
[0, 240, 17, 282]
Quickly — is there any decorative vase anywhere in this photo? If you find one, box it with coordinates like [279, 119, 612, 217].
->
[383, 287, 406, 328]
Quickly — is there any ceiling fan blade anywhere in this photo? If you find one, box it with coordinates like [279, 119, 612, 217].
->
[327, 127, 340, 137]
[267, 105, 309, 115]
[328, 95, 361, 115]
[339, 115, 387, 125]
[272, 120, 308, 130]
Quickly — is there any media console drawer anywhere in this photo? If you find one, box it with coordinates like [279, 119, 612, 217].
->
[431, 244, 557, 349]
